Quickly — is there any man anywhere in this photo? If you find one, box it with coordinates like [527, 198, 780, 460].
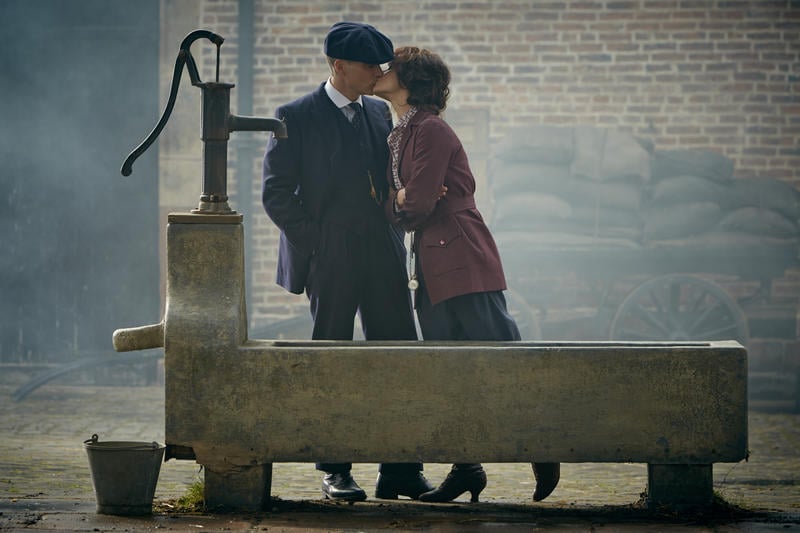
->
[261, 21, 431, 502]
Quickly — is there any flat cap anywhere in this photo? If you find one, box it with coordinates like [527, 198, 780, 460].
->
[323, 21, 393, 65]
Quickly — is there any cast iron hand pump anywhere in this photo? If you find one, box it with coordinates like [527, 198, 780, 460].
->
[121, 29, 287, 214]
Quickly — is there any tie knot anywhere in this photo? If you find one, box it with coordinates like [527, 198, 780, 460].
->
[348, 102, 362, 112]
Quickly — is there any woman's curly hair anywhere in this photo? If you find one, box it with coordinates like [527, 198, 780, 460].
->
[392, 46, 450, 114]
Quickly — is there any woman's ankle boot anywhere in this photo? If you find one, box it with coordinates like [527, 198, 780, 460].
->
[419, 463, 487, 503]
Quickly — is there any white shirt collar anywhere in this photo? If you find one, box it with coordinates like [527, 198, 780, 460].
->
[325, 78, 363, 109]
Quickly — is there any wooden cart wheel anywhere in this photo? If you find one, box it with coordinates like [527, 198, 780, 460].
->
[608, 274, 749, 345]
[505, 288, 542, 340]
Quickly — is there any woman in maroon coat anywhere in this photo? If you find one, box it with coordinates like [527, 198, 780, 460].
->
[373, 46, 560, 503]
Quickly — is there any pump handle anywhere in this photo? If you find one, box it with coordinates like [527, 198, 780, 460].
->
[121, 30, 224, 176]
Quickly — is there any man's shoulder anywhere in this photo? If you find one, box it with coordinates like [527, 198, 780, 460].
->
[279, 83, 329, 115]
[362, 95, 388, 109]
[362, 96, 390, 123]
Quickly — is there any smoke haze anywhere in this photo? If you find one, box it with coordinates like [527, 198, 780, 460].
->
[0, 0, 160, 363]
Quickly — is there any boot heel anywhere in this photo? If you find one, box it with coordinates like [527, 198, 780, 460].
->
[419, 464, 487, 503]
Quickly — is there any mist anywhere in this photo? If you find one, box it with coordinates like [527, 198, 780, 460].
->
[1, 0, 797, 384]
[0, 0, 160, 363]
[486, 124, 800, 346]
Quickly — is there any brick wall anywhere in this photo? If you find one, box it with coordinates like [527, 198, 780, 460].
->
[179, 0, 800, 331]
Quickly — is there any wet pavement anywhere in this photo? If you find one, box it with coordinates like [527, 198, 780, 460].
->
[1, 383, 798, 532]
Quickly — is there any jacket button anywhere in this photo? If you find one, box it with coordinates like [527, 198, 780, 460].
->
[439, 239, 446, 246]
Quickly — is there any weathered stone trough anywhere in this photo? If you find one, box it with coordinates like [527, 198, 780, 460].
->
[113, 213, 748, 512]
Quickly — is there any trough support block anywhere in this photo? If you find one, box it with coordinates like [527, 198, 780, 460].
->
[204, 463, 273, 512]
[646, 464, 713, 510]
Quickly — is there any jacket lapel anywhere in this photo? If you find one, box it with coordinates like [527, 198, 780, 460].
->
[310, 83, 345, 161]
[396, 110, 429, 185]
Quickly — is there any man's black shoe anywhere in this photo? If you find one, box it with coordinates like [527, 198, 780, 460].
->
[374, 472, 434, 500]
[321, 472, 367, 501]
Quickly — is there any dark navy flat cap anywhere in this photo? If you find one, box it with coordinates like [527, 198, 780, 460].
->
[323, 21, 394, 64]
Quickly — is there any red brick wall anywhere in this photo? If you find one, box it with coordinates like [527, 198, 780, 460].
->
[195, 0, 800, 327]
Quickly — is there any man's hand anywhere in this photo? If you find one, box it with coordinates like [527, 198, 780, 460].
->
[396, 185, 447, 209]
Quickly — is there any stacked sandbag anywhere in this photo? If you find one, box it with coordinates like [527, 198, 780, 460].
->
[644, 148, 800, 246]
[642, 149, 734, 242]
[489, 124, 649, 251]
[719, 178, 800, 241]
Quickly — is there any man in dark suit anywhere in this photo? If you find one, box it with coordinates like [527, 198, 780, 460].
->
[261, 22, 431, 502]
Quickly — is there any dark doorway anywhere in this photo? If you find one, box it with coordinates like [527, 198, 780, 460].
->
[0, 1, 160, 362]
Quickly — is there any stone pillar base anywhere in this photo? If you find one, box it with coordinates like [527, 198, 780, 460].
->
[647, 464, 713, 510]
[204, 464, 273, 512]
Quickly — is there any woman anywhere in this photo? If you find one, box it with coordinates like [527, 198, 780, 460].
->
[373, 46, 560, 503]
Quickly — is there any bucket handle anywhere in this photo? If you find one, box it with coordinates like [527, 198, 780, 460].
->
[84, 434, 160, 449]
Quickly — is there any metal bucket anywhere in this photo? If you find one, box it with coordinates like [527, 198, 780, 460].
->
[84, 434, 165, 515]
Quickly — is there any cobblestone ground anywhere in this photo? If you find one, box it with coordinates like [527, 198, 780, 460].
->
[1, 384, 798, 531]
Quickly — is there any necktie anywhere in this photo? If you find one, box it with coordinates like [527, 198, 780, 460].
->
[348, 102, 363, 134]
[347, 102, 379, 203]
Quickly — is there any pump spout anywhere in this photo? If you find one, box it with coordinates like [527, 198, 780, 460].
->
[113, 322, 164, 352]
[229, 115, 287, 138]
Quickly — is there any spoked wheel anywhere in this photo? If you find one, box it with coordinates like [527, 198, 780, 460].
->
[608, 274, 749, 345]
[505, 288, 542, 340]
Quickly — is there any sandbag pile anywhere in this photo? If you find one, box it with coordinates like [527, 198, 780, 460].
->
[645, 149, 800, 246]
[489, 126, 800, 252]
[489, 124, 650, 251]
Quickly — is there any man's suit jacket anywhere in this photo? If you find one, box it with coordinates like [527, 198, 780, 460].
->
[262, 83, 394, 294]
[385, 110, 507, 306]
